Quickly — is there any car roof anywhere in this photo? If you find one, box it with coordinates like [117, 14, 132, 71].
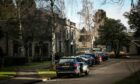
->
[85, 53, 95, 55]
[61, 56, 78, 59]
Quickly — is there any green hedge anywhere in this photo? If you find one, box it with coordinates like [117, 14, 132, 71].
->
[4, 57, 28, 66]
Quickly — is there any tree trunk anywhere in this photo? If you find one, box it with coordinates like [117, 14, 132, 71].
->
[0, 47, 4, 70]
[114, 49, 120, 58]
[113, 40, 121, 58]
[6, 32, 9, 56]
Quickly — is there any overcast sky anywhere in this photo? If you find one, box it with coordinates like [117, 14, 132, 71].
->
[64, 0, 133, 29]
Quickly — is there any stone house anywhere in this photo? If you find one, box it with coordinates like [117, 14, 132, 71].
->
[0, 10, 77, 64]
[92, 9, 106, 48]
[0, 0, 77, 66]
[63, 19, 77, 56]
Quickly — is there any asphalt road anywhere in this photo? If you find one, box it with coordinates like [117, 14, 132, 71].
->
[35, 58, 140, 84]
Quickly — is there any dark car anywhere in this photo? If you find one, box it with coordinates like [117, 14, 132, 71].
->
[96, 52, 109, 61]
[56, 56, 89, 77]
[85, 53, 102, 64]
[99, 52, 109, 61]
[79, 55, 95, 66]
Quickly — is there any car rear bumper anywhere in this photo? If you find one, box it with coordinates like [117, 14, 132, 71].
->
[56, 70, 80, 74]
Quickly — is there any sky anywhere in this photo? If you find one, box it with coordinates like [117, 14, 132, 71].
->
[64, 0, 132, 29]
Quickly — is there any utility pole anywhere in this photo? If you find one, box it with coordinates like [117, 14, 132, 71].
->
[50, 0, 56, 65]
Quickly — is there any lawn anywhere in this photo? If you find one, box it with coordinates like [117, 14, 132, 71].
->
[0, 61, 51, 71]
[114, 70, 140, 84]
[0, 61, 51, 79]
[0, 72, 16, 79]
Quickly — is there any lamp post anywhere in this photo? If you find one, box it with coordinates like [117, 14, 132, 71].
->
[70, 41, 73, 56]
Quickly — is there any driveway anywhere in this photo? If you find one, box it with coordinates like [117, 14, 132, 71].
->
[36, 58, 140, 84]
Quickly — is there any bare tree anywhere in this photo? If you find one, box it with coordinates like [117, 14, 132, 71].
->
[77, 0, 94, 49]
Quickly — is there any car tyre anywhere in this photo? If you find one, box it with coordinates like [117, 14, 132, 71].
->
[85, 71, 89, 76]
[57, 73, 61, 78]
[74, 72, 81, 78]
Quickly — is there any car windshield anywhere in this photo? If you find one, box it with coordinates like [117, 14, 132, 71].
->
[85, 54, 95, 56]
[97, 52, 104, 56]
[81, 55, 92, 58]
[80, 57, 88, 61]
[59, 58, 75, 63]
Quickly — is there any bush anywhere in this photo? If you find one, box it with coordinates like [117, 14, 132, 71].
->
[4, 57, 28, 66]
[107, 51, 127, 58]
[55, 52, 64, 60]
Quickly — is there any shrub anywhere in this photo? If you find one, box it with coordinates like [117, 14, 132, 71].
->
[4, 57, 28, 66]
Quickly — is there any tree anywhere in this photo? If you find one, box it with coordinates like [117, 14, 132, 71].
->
[0, 0, 16, 20]
[101, 0, 134, 7]
[0, 27, 4, 69]
[0, 27, 3, 39]
[125, 0, 140, 38]
[36, 0, 65, 18]
[0, 0, 37, 59]
[0, 0, 18, 57]
[95, 18, 130, 57]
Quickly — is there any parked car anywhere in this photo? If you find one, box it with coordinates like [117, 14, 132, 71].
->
[85, 53, 102, 64]
[79, 55, 95, 66]
[56, 56, 89, 77]
[95, 52, 109, 61]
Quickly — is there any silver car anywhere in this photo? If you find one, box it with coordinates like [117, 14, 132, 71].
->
[56, 56, 89, 77]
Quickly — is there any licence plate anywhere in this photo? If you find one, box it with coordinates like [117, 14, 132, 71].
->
[62, 66, 69, 68]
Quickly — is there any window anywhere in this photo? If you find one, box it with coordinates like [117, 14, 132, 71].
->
[59, 58, 74, 63]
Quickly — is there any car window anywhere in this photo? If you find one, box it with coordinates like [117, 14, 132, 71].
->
[85, 54, 95, 56]
[76, 58, 83, 62]
[59, 58, 75, 63]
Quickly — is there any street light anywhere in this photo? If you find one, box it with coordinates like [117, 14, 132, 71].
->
[70, 41, 73, 56]
[71, 41, 73, 45]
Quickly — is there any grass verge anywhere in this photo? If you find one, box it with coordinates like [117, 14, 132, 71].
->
[0, 61, 51, 71]
[37, 69, 56, 79]
[0, 72, 16, 79]
[114, 70, 140, 84]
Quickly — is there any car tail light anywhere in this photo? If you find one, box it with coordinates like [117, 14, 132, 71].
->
[99, 57, 102, 62]
[74, 70, 79, 73]
[73, 64, 78, 67]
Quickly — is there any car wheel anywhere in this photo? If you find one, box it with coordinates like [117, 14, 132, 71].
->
[85, 71, 89, 75]
[74, 72, 81, 77]
[85, 68, 89, 76]
[57, 73, 61, 78]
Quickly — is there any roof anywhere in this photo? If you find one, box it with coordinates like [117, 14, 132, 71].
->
[80, 27, 87, 33]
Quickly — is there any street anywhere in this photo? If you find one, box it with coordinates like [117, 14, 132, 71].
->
[35, 58, 140, 84]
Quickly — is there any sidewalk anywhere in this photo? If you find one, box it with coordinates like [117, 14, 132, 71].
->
[0, 71, 41, 84]
[0, 78, 41, 84]
[129, 55, 140, 59]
